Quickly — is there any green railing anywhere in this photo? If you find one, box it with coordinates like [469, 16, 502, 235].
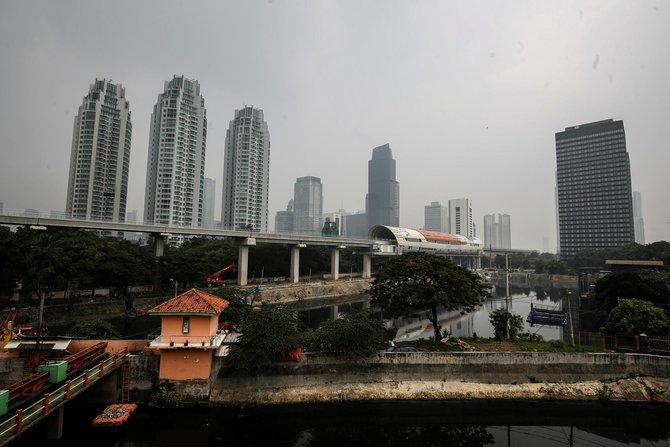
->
[0, 349, 128, 445]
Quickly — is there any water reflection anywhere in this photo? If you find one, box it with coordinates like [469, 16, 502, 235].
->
[295, 286, 576, 343]
[25, 400, 670, 446]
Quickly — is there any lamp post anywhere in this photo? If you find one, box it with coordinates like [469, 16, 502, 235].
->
[566, 289, 575, 346]
[169, 278, 177, 297]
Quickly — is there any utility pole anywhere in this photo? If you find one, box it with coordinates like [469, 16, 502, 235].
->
[566, 289, 575, 346]
[505, 253, 510, 339]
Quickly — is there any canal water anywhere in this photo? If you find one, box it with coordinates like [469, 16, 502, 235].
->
[296, 285, 573, 343]
[19, 400, 670, 446]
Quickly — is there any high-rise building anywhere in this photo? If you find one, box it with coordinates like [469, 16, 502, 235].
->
[483, 213, 511, 250]
[555, 119, 634, 258]
[221, 106, 270, 232]
[366, 144, 399, 228]
[633, 191, 646, 245]
[293, 176, 323, 235]
[144, 75, 207, 240]
[424, 201, 448, 232]
[449, 198, 474, 238]
[275, 199, 294, 234]
[202, 178, 216, 228]
[323, 211, 345, 236]
[66, 79, 132, 223]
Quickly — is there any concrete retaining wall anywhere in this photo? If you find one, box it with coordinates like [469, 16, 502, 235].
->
[209, 351, 670, 405]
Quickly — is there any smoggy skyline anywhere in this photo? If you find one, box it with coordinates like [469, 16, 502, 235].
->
[1, 1, 669, 251]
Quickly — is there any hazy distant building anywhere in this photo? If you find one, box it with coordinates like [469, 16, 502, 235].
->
[543, 236, 550, 254]
[633, 191, 645, 245]
[203, 177, 216, 228]
[293, 176, 323, 235]
[449, 198, 474, 238]
[424, 201, 448, 232]
[483, 213, 511, 250]
[144, 75, 207, 243]
[555, 119, 634, 258]
[66, 79, 132, 223]
[366, 144, 399, 228]
[275, 199, 294, 234]
[344, 211, 369, 238]
[221, 106, 270, 232]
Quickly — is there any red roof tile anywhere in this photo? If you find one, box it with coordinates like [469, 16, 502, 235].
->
[148, 288, 229, 315]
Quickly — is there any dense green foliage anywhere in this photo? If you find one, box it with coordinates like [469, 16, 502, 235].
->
[225, 305, 302, 371]
[66, 320, 122, 339]
[594, 270, 670, 312]
[305, 310, 385, 356]
[369, 252, 490, 341]
[209, 285, 257, 327]
[602, 298, 670, 337]
[488, 308, 525, 340]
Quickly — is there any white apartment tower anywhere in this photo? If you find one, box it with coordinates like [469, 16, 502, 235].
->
[424, 201, 448, 232]
[449, 198, 474, 238]
[221, 106, 270, 231]
[293, 176, 323, 235]
[66, 79, 132, 222]
[203, 177, 216, 228]
[144, 76, 207, 236]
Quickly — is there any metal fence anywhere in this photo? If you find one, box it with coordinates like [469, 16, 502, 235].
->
[0, 349, 128, 445]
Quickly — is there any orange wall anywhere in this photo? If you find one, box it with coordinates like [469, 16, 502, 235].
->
[159, 349, 212, 380]
[161, 315, 216, 339]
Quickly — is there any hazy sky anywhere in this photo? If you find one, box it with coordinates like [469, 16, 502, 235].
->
[1, 0, 668, 251]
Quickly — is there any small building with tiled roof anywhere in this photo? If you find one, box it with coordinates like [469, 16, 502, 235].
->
[148, 288, 229, 380]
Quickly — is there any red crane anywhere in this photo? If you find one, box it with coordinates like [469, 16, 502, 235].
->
[206, 263, 237, 287]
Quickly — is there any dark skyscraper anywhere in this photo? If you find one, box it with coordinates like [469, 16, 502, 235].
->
[555, 119, 634, 258]
[366, 144, 399, 228]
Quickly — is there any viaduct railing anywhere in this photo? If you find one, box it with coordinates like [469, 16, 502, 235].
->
[0, 349, 128, 446]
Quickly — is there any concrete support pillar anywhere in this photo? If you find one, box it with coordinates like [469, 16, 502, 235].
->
[152, 234, 167, 292]
[290, 246, 300, 283]
[362, 254, 372, 279]
[154, 235, 166, 257]
[237, 245, 249, 286]
[330, 248, 340, 280]
[46, 406, 64, 440]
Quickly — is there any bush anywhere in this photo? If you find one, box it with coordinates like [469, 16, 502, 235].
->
[489, 308, 524, 340]
[518, 331, 544, 343]
[603, 298, 670, 337]
[311, 310, 385, 356]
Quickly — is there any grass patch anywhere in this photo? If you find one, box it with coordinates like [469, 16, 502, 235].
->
[515, 339, 602, 353]
[400, 337, 603, 353]
[402, 340, 465, 352]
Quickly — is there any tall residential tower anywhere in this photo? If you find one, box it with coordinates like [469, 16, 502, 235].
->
[555, 119, 634, 258]
[66, 79, 132, 222]
[144, 76, 207, 235]
[221, 106, 270, 231]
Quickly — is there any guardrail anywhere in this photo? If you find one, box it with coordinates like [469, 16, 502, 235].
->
[0, 348, 128, 445]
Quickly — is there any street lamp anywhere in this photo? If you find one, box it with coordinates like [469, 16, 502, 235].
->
[169, 278, 177, 297]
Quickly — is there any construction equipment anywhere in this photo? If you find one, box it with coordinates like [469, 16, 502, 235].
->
[206, 263, 237, 287]
[1, 308, 18, 342]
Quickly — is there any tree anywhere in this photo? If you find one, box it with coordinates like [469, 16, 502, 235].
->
[369, 252, 490, 341]
[602, 298, 670, 337]
[594, 270, 670, 312]
[489, 308, 524, 340]
[225, 305, 301, 370]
